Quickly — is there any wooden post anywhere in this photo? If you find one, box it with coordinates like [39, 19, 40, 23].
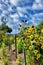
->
[9, 43, 11, 51]
[15, 35, 17, 59]
[24, 49, 27, 65]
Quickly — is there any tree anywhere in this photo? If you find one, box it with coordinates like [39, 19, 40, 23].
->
[36, 20, 43, 30]
[0, 24, 12, 33]
[0, 19, 12, 65]
[36, 20, 43, 34]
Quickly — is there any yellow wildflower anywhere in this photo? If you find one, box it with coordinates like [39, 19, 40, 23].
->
[37, 54, 41, 59]
[33, 50, 38, 55]
[41, 29, 43, 33]
[41, 45, 43, 49]
[39, 38, 42, 42]
[29, 46, 32, 50]
[30, 35, 34, 39]
[16, 58, 20, 63]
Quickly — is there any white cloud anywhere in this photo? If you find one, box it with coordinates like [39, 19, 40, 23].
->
[8, 7, 12, 11]
[2, 10, 8, 14]
[2, 0, 8, 3]
[36, 0, 41, 3]
[32, 3, 43, 9]
[17, 11, 24, 17]
[17, 7, 26, 13]
[10, 0, 19, 6]
[32, 0, 43, 9]
[0, 4, 2, 8]
[31, 13, 43, 25]
[33, 13, 43, 16]
[10, 13, 19, 18]
[13, 19, 19, 23]
[17, 7, 32, 18]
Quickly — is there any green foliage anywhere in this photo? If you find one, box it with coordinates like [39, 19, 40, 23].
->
[18, 21, 43, 65]
[17, 39, 24, 53]
[36, 20, 43, 34]
[0, 24, 12, 33]
[0, 23, 13, 65]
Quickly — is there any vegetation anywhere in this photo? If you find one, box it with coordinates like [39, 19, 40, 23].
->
[0, 20, 43, 65]
[17, 20, 43, 65]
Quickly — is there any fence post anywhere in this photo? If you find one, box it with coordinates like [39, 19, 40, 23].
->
[15, 35, 17, 59]
[24, 49, 27, 65]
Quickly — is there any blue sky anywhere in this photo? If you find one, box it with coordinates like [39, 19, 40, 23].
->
[0, 0, 43, 34]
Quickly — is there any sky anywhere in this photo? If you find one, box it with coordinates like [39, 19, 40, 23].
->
[0, 0, 43, 34]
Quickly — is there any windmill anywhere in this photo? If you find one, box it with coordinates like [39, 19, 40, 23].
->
[1, 16, 8, 24]
[22, 20, 27, 23]
[1, 16, 12, 33]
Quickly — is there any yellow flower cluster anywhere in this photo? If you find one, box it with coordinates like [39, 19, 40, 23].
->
[23, 25, 35, 35]
[20, 25, 43, 63]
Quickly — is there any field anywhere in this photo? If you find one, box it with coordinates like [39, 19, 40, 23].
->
[0, 21, 43, 65]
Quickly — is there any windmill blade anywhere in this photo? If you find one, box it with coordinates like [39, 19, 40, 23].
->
[1, 16, 8, 24]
